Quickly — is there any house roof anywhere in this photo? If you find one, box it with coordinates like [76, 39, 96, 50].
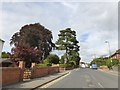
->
[0, 58, 13, 63]
[116, 49, 120, 53]
[110, 49, 120, 57]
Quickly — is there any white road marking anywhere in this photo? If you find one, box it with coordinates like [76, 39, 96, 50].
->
[40, 71, 71, 88]
[98, 82, 104, 88]
[89, 73, 104, 88]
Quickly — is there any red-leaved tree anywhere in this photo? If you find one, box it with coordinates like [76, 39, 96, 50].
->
[10, 44, 42, 68]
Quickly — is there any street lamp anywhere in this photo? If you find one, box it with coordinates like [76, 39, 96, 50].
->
[105, 41, 112, 69]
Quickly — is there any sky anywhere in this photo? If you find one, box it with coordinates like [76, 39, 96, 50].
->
[0, 0, 118, 63]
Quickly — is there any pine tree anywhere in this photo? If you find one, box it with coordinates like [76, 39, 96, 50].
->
[56, 28, 80, 65]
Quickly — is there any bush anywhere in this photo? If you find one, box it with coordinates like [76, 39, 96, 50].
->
[59, 64, 73, 68]
[65, 64, 73, 68]
[106, 59, 112, 69]
[112, 59, 119, 66]
[1, 52, 10, 58]
[59, 64, 66, 68]
[36, 64, 47, 67]
[44, 59, 52, 66]
[45, 54, 60, 64]
[69, 60, 76, 66]
[46, 63, 52, 66]
[60, 55, 65, 64]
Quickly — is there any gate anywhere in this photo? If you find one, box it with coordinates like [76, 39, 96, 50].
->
[23, 68, 32, 81]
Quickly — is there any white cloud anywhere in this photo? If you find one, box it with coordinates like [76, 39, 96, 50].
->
[1, 0, 119, 2]
[1, 2, 118, 63]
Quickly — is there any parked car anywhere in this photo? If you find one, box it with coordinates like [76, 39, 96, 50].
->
[92, 64, 97, 70]
[80, 64, 86, 68]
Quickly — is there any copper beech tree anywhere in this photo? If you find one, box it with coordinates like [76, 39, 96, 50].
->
[10, 23, 55, 67]
[10, 44, 42, 68]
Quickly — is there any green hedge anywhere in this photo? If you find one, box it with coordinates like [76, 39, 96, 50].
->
[59, 64, 73, 68]
[59, 64, 66, 68]
[36, 64, 47, 67]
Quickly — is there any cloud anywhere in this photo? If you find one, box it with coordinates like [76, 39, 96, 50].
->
[1, 2, 118, 63]
[1, 0, 119, 2]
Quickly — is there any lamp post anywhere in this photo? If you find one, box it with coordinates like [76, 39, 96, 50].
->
[105, 41, 112, 69]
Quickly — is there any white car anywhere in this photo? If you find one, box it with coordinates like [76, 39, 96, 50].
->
[81, 64, 86, 68]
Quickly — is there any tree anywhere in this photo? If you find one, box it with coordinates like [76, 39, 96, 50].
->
[1, 52, 10, 58]
[90, 57, 106, 67]
[60, 54, 66, 64]
[44, 54, 59, 64]
[10, 44, 42, 68]
[56, 28, 80, 65]
[112, 59, 119, 66]
[10, 23, 55, 61]
[106, 59, 112, 69]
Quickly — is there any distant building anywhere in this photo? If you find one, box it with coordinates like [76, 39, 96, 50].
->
[110, 49, 120, 62]
[0, 39, 5, 58]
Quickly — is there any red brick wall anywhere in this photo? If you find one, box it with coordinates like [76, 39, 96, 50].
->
[1, 66, 59, 86]
[1, 67, 23, 86]
[31, 67, 49, 78]
[48, 67, 59, 74]
[31, 66, 59, 78]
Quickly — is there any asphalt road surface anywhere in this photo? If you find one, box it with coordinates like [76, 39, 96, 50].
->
[42, 68, 118, 88]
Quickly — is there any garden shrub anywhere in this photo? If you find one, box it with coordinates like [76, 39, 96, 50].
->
[36, 64, 47, 67]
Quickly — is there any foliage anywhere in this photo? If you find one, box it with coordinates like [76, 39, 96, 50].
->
[105, 59, 112, 69]
[65, 64, 73, 68]
[10, 44, 42, 67]
[44, 59, 52, 66]
[90, 57, 120, 69]
[111, 59, 119, 66]
[56, 28, 80, 66]
[1, 52, 10, 58]
[106, 59, 119, 69]
[60, 54, 66, 64]
[59, 64, 66, 68]
[69, 50, 81, 66]
[10, 23, 55, 61]
[69, 60, 76, 65]
[69, 60, 76, 67]
[44, 54, 59, 65]
[59, 64, 73, 68]
[35, 64, 47, 67]
[90, 57, 106, 67]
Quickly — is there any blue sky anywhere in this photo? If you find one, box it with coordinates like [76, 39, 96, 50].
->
[0, 1, 118, 63]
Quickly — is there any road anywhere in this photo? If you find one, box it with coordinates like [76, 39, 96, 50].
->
[40, 68, 118, 88]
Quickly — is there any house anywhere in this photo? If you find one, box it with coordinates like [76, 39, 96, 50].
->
[0, 39, 5, 58]
[110, 49, 120, 62]
[0, 58, 14, 67]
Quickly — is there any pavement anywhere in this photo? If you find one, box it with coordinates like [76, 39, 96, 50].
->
[2, 71, 70, 90]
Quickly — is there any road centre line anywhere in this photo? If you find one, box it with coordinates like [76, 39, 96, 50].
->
[88, 73, 104, 88]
